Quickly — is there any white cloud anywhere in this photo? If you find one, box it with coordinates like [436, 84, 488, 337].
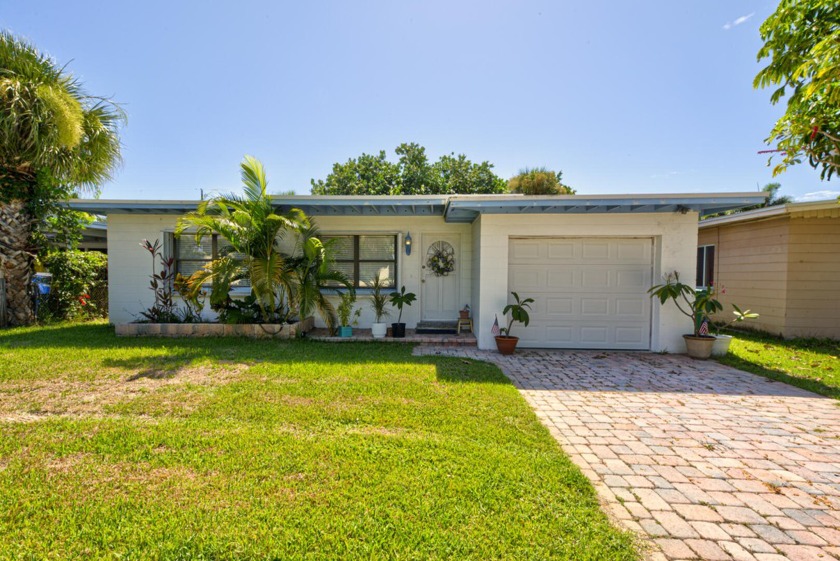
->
[723, 12, 755, 30]
[795, 190, 840, 202]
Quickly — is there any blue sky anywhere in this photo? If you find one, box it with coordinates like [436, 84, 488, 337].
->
[3, 1, 837, 202]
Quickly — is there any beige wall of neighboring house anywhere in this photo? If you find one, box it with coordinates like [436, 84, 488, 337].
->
[698, 218, 790, 335]
[699, 202, 840, 340]
[786, 210, 840, 338]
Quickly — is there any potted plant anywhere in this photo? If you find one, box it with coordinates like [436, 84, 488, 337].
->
[495, 292, 534, 355]
[648, 272, 722, 359]
[711, 302, 759, 356]
[459, 305, 471, 320]
[336, 291, 360, 337]
[369, 273, 390, 339]
[389, 286, 416, 338]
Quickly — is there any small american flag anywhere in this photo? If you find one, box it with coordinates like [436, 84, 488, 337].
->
[491, 314, 501, 336]
[698, 318, 710, 336]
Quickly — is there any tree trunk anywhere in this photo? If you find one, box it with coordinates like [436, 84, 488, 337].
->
[0, 200, 35, 326]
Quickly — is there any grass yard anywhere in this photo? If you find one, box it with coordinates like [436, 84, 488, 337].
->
[717, 330, 840, 399]
[0, 322, 636, 560]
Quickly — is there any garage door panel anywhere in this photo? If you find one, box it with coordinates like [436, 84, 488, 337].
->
[509, 237, 652, 350]
[546, 269, 575, 288]
[615, 298, 645, 317]
[580, 326, 608, 343]
[581, 298, 609, 316]
[616, 269, 649, 289]
[617, 241, 650, 261]
[545, 326, 574, 344]
[545, 297, 573, 315]
[511, 240, 542, 260]
[510, 269, 545, 290]
[582, 241, 610, 259]
[547, 241, 575, 260]
[615, 326, 646, 344]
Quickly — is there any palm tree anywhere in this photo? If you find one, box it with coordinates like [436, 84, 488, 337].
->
[760, 182, 793, 207]
[175, 156, 306, 323]
[287, 221, 353, 332]
[0, 32, 123, 325]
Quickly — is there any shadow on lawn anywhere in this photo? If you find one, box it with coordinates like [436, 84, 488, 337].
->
[718, 354, 840, 400]
[0, 322, 509, 385]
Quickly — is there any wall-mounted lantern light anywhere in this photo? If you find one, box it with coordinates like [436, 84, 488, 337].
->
[404, 232, 412, 255]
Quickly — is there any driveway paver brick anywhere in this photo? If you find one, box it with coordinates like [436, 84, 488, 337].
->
[416, 347, 840, 560]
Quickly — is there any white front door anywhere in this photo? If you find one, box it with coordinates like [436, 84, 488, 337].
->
[421, 235, 460, 321]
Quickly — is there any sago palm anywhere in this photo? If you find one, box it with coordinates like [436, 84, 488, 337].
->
[176, 156, 306, 323]
[0, 31, 123, 325]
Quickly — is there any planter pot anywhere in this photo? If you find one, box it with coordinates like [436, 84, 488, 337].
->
[338, 326, 353, 338]
[683, 334, 715, 359]
[371, 322, 387, 338]
[391, 323, 406, 338]
[459, 311, 470, 320]
[711, 334, 733, 357]
[495, 335, 519, 355]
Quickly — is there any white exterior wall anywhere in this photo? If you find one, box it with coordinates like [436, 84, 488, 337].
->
[306, 216, 472, 328]
[106, 213, 472, 329]
[107, 213, 180, 324]
[472, 213, 699, 352]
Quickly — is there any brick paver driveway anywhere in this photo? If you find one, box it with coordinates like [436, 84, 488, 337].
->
[416, 346, 840, 561]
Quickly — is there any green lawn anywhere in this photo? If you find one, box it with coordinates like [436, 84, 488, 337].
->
[0, 322, 636, 560]
[717, 330, 840, 399]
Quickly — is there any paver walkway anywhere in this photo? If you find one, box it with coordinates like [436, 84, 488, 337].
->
[415, 346, 840, 561]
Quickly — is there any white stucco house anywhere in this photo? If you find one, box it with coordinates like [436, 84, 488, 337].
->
[69, 193, 764, 352]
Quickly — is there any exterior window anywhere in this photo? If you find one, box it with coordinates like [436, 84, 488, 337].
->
[174, 234, 230, 276]
[696, 245, 715, 288]
[322, 235, 397, 288]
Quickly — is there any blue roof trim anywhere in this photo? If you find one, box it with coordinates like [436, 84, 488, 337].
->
[67, 193, 767, 222]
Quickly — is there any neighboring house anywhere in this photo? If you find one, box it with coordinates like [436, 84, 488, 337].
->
[70, 193, 763, 351]
[79, 221, 107, 253]
[698, 200, 840, 340]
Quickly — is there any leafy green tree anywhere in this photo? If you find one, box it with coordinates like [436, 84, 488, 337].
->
[176, 156, 307, 322]
[433, 153, 507, 194]
[0, 31, 123, 325]
[310, 151, 400, 195]
[754, 0, 840, 179]
[507, 167, 575, 195]
[311, 142, 506, 195]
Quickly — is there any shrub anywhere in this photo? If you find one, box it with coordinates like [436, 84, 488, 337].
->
[40, 250, 107, 321]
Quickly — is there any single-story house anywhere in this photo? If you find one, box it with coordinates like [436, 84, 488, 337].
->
[698, 200, 840, 340]
[70, 193, 764, 351]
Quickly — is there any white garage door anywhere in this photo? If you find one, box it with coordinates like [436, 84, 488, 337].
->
[508, 237, 653, 350]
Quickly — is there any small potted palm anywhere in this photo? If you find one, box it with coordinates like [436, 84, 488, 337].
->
[369, 273, 390, 338]
[495, 291, 534, 355]
[648, 272, 722, 359]
[336, 291, 361, 337]
[389, 286, 416, 338]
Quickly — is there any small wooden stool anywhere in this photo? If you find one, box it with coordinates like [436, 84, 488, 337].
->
[457, 318, 473, 334]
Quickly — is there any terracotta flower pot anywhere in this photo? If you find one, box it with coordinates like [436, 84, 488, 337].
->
[683, 334, 715, 359]
[495, 335, 519, 355]
[459, 310, 470, 320]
